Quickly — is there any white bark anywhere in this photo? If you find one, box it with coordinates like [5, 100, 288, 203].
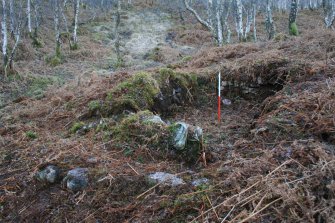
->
[266, 0, 275, 39]
[253, 3, 257, 42]
[1, 0, 8, 67]
[216, 9, 223, 46]
[184, 0, 213, 31]
[60, 0, 69, 33]
[324, 0, 335, 28]
[53, 0, 61, 56]
[236, 0, 243, 41]
[27, 0, 32, 34]
[73, 0, 80, 45]
[9, 0, 14, 35]
[244, 9, 252, 39]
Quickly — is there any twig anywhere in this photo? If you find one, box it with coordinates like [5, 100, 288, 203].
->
[136, 183, 161, 200]
[221, 205, 235, 223]
[206, 195, 220, 221]
[190, 181, 260, 223]
[238, 198, 282, 223]
[127, 162, 140, 175]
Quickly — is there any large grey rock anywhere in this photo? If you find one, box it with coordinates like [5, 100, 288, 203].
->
[64, 168, 89, 191]
[170, 122, 189, 150]
[35, 165, 61, 184]
[148, 172, 185, 187]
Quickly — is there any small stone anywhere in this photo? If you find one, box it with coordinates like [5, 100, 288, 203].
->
[222, 99, 232, 106]
[35, 165, 61, 184]
[64, 168, 89, 191]
[148, 172, 185, 187]
[87, 157, 98, 164]
[191, 178, 209, 187]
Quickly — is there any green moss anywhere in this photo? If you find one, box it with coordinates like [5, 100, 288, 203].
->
[48, 56, 62, 67]
[26, 75, 64, 99]
[32, 37, 43, 48]
[157, 68, 198, 102]
[274, 33, 288, 42]
[70, 122, 85, 134]
[88, 100, 101, 112]
[105, 72, 160, 115]
[26, 131, 37, 139]
[70, 43, 79, 50]
[112, 110, 167, 146]
[145, 47, 164, 62]
[181, 56, 192, 63]
[289, 22, 299, 36]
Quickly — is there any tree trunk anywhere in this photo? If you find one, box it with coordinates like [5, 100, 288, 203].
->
[289, 0, 298, 36]
[27, 0, 32, 34]
[60, 0, 69, 33]
[324, 0, 335, 28]
[54, 0, 61, 57]
[265, 0, 275, 40]
[235, 0, 244, 41]
[1, 0, 8, 71]
[9, 0, 14, 37]
[253, 3, 257, 42]
[72, 0, 80, 49]
[184, 0, 213, 31]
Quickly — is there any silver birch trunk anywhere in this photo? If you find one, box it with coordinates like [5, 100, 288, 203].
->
[1, 0, 8, 69]
[6, 1, 23, 71]
[244, 10, 252, 40]
[235, 0, 243, 41]
[60, 0, 69, 33]
[9, 0, 14, 36]
[72, 0, 80, 47]
[54, 0, 61, 57]
[324, 0, 335, 28]
[216, 9, 223, 46]
[184, 0, 213, 31]
[27, 0, 32, 34]
[266, 0, 275, 39]
[252, 3, 257, 42]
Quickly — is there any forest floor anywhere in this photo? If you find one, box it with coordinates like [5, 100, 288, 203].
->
[1, 4, 335, 223]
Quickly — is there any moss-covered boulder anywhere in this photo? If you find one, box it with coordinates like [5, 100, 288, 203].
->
[105, 72, 161, 115]
[112, 110, 169, 146]
[102, 69, 198, 116]
[112, 111, 204, 163]
[169, 122, 203, 163]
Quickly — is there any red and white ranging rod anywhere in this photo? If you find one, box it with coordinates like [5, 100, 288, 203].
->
[218, 71, 221, 123]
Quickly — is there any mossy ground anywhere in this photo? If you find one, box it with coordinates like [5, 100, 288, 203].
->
[112, 110, 168, 147]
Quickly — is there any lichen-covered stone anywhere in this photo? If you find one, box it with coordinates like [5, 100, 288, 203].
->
[148, 172, 185, 186]
[64, 168, 89, 191]
[169, 122, 189, 151]
[35, 165, 61, 184]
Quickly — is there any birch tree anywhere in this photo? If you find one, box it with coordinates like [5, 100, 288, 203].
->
[9, 0, 14, 37]
[6, 1, 24, 72]
[27, 0, 32, 35]
[289, 0, 299, 35]
[53, 0, 62, 62]
[1, 0, 8, 72]
[265, 0, 275, 39]
[71, 0, 80, 50]
[235, 0, 243, 41]
[324, 0, 335, 28]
